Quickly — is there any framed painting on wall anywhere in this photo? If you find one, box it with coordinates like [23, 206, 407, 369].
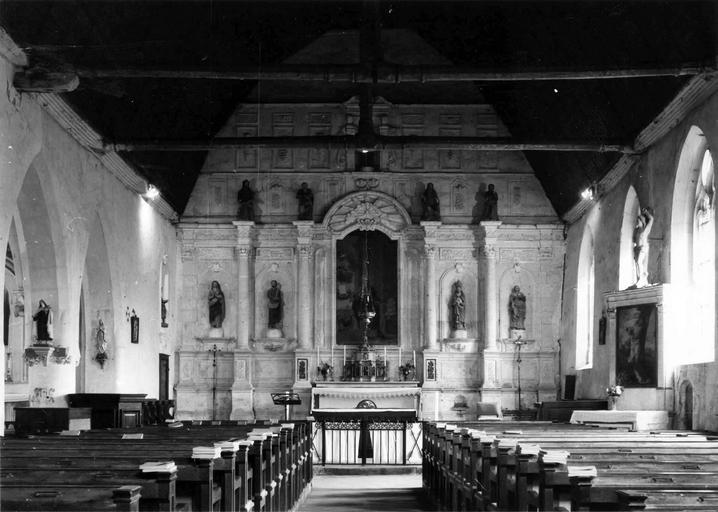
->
[615, 303, 657, 387]
[130, 314, 140, 344]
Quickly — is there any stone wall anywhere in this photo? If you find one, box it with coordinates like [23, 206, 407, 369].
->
[561, 90, 718, 431]
[0, 35, 179, 432]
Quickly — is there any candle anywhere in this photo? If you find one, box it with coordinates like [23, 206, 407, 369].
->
[384, 346, 387, 361]
[343, 345, 346, 364]
[317, 346, 320, 365]
[413, 350, 416, 373]
[331, 345, 334, 366]
[399, 347, 402, 366]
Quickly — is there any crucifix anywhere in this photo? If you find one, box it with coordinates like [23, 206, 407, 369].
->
[208, 344, 221, 420]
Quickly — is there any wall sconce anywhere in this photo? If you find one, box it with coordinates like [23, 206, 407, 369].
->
[144, 184, 160, 200]
[580, 183, 602, 201]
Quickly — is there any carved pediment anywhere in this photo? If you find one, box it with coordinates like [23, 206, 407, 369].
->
[323, 191, 411, 238]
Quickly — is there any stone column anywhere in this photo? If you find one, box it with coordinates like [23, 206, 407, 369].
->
[425, 244, 438, 350]
[294, 221, 314, 349]
[233, 221, 254, 350]
[484, 245, 498, 350]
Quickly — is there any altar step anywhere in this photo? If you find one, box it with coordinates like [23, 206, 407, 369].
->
[314, 464, 421, 476]
[300, 473, 431, 512]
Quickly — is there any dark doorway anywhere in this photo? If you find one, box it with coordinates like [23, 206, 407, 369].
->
[336, 230, 397, 346]
[681, 381, 694, 430]
[159, 354, 170, 400]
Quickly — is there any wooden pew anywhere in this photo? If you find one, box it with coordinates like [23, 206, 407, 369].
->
[0, 467, 177, 511]
[0, 449, 220, 511]
[422, 420, 718, 512]
[1, 484, 141, 511]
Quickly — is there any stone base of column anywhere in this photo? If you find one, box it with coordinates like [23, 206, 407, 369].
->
[230, 385, 255, 420]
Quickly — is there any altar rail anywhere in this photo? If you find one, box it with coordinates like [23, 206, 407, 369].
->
[311, 409, 422, 465]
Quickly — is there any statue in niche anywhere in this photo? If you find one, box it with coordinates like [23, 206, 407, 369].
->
[208, 281, 225, 328]
[32, 300, 53, 344]
[509, 285, 527, 331]
[267, 280, 284, 329]
[237, 179, 255, 221]
[481, 183, 499, 221]
[296, 182, 314, 221]
[451, 281, 466, 331]
[632, 207, 654, 288]
[421, 182, 440, 221]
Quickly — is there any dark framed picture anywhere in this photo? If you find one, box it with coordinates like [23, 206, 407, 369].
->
[130, 315, 140, 344]
[426, 359, 437, 381]
[615, 304, 657, 387]
[297, 358, 308, 381]
[598, 315, 607, 345]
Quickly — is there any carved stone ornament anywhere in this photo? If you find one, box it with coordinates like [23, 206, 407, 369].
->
[323, 191, 411, 237]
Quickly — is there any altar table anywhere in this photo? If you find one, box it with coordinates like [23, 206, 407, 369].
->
[570, 410, 670, 431]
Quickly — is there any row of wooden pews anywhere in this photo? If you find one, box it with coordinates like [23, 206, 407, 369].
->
[423, 420, 718, 511]
[1, 419, 313, 512]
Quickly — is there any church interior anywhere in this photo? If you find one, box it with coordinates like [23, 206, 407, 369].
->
[2, 1, 718, 510]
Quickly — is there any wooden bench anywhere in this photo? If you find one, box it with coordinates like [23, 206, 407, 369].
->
[1, 484, 141, 511]
[422, 420, 718, 512]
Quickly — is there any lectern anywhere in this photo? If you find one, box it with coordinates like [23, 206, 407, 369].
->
[271, 391, 301, 420]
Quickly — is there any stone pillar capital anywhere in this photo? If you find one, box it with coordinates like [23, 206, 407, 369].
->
[232, 220, 255, 244]
[482, 245, 497, 259]
[424, 245, 437, 260]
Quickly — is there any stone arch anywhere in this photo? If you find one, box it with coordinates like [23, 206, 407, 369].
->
[322, 191, 412, 240]
[670, 125, 714, 364]
[16, 165, 60, 339]
[671, 125, 707, 284]
[619, 186, 640, 290]
[4, 218, 29, 384]
[576, 223, 595, 369]
[81, 214, 115, 391]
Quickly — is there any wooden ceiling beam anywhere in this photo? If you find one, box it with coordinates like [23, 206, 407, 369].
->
[78, 63, 707, 82]
[104, 135, 636, 154]
[14, 63, 710, 92]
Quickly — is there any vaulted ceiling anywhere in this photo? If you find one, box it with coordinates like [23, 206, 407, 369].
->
[1, 1, 714, 217]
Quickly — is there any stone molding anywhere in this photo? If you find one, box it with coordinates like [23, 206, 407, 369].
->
[323, 190, 411, 238]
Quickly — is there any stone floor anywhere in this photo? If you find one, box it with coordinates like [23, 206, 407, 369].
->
[299, 472, 434, 512]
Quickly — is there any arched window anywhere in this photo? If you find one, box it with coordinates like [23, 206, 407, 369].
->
[692, 150, 715, 352]
[670, 127, 715, 365]
[576, 226, 595, 369]
[619, 186, 641, 290]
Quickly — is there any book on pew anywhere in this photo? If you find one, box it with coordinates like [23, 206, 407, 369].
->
[167, 421, 183, 428]
[139, 461, 178, 473]
[192, 446, 222, 459]
[59, 430, 81, 436]
[541, 450, 571, 465]
[122, 433, 144, 440]
[567, 465, 598, 478]
[214, 440, 240, 452]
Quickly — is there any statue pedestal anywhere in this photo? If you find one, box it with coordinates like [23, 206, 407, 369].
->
[251, 338, 297, 353]
[450, 329, 468, 339]
[266, 328, 284, 339]
[208, 327, 224, 338]
[509, 329, 526, 340]
[441, 338, 481, 353]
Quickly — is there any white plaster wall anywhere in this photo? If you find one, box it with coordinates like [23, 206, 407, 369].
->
[0, 45, 180, 431]
[562, 90, 718, 431]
